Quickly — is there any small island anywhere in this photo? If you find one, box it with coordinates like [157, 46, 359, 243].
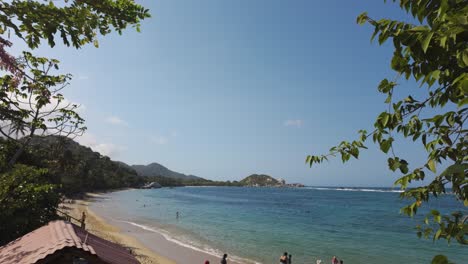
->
[240, 174, 305, 187]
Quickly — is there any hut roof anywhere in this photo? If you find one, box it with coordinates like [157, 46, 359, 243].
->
[0, 220, 139, 264]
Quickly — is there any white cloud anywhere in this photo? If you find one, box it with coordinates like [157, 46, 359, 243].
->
[149, 135, 168, 145]
[284, 119, 303, 128]
[76, 133, 125, 158]
[93, 143, 125, 158]
[2, 92, 85, 138]
[105, 116, 128, 126]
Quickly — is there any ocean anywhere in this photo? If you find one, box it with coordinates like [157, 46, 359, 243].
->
[90, 187, 467, 264]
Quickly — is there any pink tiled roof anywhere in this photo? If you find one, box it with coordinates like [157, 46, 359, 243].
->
[0, 220, 139, 264]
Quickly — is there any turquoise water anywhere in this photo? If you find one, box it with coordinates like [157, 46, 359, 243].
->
[91, 187, 467, 264]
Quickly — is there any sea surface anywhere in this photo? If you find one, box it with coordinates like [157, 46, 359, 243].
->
[91, 187, 467, 264]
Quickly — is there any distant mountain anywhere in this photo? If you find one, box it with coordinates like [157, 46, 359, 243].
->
[131, 162, 203, 180]
[240, 174, 281, 186]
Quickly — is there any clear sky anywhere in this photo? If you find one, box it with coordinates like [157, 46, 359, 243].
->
[11, 0, 434, 186]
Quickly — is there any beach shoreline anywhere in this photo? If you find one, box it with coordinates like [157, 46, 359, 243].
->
[61, 192, 175, 264]
[62, 192, 245, 264]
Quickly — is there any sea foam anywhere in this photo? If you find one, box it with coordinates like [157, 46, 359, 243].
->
[117, 220, 261, 264]
[305, 187, 404, 193]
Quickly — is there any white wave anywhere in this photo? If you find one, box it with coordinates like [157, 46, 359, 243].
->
[306, 187, 403, 193]
[117, 220, 261, 264]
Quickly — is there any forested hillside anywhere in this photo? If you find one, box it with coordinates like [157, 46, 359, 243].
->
[132, 162, 202, 180]
[8, 136, 144, 194]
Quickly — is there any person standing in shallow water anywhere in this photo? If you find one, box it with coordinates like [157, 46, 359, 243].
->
[220, 253, 228, 264]
[331, 256, 339, 264]
[288, 254, 292, 264]
[280, 252, 288, 264]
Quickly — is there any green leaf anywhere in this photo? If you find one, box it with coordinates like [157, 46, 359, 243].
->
[439, 36, 447, 48]
[431, 255, 449, 264]
[463, 50, 468, 66]
[382, 113, 390, 127]
[409, 26, 429, 32]
[421, 32, 434, 53]
[380, 139, 393, 154]
[427, 159, 436, 173]
[458, 97, 468, 107]
[356, 12, 368, 25]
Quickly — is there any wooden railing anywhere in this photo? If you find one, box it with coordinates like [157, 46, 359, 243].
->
[57, 209, 86, 229]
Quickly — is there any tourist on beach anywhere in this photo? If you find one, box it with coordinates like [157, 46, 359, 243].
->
[331, 256, 339, 264]
[220, 253, 228, 264]
[280, 252, 288, 264]
[316, 260, 322, 264]
[176, 211, 179, 220]
[288, 254, 292, 264]
[205, 261, 210, 264]
[340, 260, 343, 264]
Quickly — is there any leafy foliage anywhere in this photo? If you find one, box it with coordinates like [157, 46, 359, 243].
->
[1, 52, 86, 166]
[0, 164, 60, 246]
[0, 0, 150, 167]
[306, 0, 467, 257]
[0, 0, 150, 245]
[0, 0, 150, 49]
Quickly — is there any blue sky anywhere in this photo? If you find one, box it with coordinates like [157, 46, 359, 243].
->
[11, 0, 434, 186]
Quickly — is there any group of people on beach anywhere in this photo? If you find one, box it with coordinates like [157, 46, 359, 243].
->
[202, 252, 343, 264]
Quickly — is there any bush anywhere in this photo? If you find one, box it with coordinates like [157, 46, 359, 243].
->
[0, 164, 60, 245]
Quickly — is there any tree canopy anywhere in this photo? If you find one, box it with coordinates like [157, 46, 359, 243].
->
[0, 0, 150, 245]
[0, 0, 150, 49]
[307, 0, 466, 262]
[0, 0, 150, 166]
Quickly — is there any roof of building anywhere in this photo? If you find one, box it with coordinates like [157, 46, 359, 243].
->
[0, 220, 139, 264]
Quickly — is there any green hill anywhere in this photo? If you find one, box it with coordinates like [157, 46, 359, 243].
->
[132, 163, 203, 180]
[239, 174, 281, 186]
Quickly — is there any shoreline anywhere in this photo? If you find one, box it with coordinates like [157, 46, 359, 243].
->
[63, 192, 245, 264]
[62, 193, 175, 264]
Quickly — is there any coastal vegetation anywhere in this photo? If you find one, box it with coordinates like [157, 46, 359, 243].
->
[142, 173, 294, 188]
[0, 0, 150, 245]
[307, 1, 467, 262]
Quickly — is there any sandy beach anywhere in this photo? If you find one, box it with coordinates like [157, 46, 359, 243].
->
[62, 192, 243, 264]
